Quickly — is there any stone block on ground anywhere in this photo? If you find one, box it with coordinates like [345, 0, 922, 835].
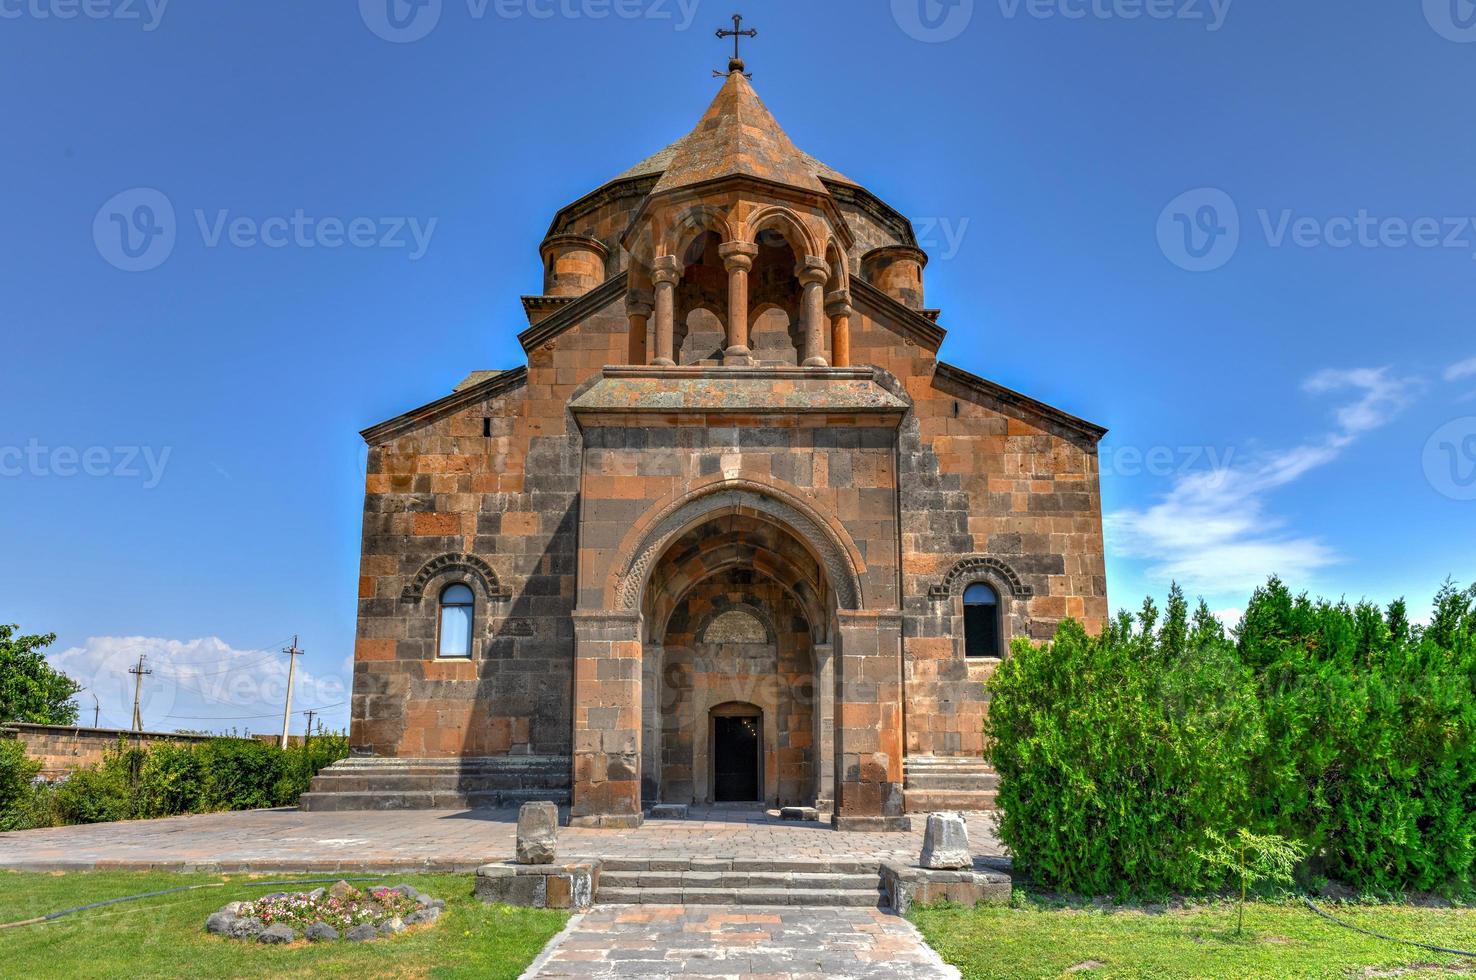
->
[920, 811, 972, 869]
[648, 803, 688, 819]
[475, 860, 595, 910]
[880, 860, 1012, 914]
[516, 800, 559, 865]
[780, 805, 819, 821]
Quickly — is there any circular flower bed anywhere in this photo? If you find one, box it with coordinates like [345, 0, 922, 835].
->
[205, 881, 445, 944]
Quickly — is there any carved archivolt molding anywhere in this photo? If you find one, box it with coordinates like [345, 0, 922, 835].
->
[400, 553, 508, 604]
[929, 555, 1033, 600]
[616, 482, 863, 612]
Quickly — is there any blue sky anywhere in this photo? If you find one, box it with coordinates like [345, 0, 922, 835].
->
[2, 0, 1473, 734]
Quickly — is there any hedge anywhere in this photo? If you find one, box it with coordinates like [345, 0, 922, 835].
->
[986, 579, 1476, 899]
[0, 734, 348, 830]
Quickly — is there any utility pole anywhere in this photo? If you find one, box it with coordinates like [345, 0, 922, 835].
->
[128, 655, 152, 732]
[301, 708, 316, 749]
[279, 636, 303, 749]
[91, 691, 100, 728]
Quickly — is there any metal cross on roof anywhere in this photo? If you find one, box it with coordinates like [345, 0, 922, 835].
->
[715, 13, 757, 77]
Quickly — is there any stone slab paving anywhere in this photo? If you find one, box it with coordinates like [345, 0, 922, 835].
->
[0, 807, 1003, 873]
[524, 905, 961, 979]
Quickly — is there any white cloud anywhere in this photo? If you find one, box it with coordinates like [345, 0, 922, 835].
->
[1211, 608, 1244, 631]
[48, 636, 349, 736]
[1107, 366, 1418, 596]
[1445, 356, 1476, 383]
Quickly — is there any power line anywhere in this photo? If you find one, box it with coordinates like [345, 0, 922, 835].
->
[164, 700, 344, 722]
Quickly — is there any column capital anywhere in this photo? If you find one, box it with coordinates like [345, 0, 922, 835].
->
[795, 255, 829, 287]
[825, 289, 853, 318]
[651, 254, 683, 287]
[718, 240, 759, 271]
[625, 289, 654, 318]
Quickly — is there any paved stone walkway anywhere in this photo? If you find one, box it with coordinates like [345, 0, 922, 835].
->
[0, 807, 1003, 872]
[524, 905, 960, 979]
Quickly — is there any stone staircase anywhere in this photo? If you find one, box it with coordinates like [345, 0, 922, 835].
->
[299, 756, 570, 811]
[595, 857, 885, 907]
[903, 756, 999, 813]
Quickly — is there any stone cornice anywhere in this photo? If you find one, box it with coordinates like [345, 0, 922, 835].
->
[360, 366, 529, 446]
[848, 277, 947, 352]
[934, 361, 1109, 445]
[516, 271, 630, 354]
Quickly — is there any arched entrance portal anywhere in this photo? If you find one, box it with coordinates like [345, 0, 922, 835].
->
[570, 481, 906, 832]
[640, 513, 832, 810]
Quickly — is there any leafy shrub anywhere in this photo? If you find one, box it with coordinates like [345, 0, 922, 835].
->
[988, 578, 1476, 899]
[0, 738, 42, 831]
[986, 588, 1265, 898]
[0, 733, 348, 829]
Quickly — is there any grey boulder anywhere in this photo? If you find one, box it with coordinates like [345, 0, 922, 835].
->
[345, 923, 379, 942]
[258, 923, 296, 944]
[305, 921, 339, 942]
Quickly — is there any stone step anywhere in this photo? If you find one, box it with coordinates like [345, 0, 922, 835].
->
[598, 871, 878, 891]
[309, 774, 569, 792]
[903, 788, 998, 813]
[904, 772, 1000, 791]
[298, 788, 570, 812]
[599, 857, 878, 874]
[596, 887, 883, 908]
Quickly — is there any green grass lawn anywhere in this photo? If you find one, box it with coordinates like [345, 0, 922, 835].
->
[0, 871, 568, 979]
[912, 897, 1476, 979]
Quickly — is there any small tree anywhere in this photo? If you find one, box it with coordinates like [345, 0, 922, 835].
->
[0, 625, 80, 725]
[1196, 829, 1307, 936]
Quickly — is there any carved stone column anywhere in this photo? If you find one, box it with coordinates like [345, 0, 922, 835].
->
[796, 257, 829, 368]
[811, 641, 835, 810]
[626, 290, 653, 366]
[652, 256, 681, 367]
[640, 642, 663, 805]
[826, 289, 853, 369]
[718, 241, 759, 366]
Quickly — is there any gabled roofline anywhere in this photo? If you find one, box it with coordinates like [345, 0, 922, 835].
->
[849, 277, 947, 352]
[360, 366, 529, 446]
[517, 272, 630, 354]
[934, 361, 1108, 444]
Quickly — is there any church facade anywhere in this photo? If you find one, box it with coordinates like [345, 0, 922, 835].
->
[311, 68, 1108, 831]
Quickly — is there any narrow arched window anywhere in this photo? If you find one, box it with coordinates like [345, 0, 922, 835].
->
[438, 583, 474, 658]
[964, 583, 1001, 658]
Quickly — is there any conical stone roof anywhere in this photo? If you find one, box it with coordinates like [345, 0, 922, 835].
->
[641, 72, 852, 196]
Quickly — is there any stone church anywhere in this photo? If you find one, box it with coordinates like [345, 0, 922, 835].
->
[304, 60, 1108, 831]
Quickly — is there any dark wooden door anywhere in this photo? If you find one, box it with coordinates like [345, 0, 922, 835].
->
[713, 715, 760, 802]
